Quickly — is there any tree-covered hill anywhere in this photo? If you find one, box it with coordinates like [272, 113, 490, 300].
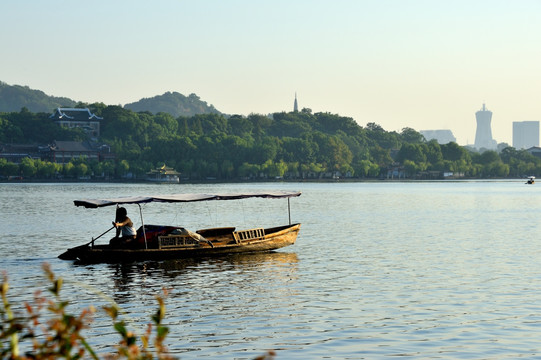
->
[0, 82, 221, 118]
[124, 92, 222, 117]
[0, 81, 76, 113]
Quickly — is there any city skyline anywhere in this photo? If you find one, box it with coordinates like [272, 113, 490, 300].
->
[2, 1, 541, 146]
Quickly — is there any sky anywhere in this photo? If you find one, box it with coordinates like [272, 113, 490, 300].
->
[2, 0, 541, 146]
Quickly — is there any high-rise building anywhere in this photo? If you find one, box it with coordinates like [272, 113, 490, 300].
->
[293, 93, 298, 112]
[513, 121, 539, 149]
[474, 103, 497, 150]
[420, 130, 456, 144]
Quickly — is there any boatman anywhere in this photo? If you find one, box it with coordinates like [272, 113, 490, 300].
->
[109, 207, 137, 247]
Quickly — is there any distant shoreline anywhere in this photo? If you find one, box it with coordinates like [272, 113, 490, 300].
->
[0, 177, 528, 184]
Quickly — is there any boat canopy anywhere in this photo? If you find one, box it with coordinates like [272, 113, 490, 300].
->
[74, 191, 301, 209]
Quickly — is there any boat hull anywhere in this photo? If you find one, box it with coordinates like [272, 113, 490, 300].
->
[60, 223, 300, 264]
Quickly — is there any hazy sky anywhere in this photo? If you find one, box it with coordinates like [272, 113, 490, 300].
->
[2, 0, 541, 145]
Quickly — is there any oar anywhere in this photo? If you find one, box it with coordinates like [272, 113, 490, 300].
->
[58, 226, 115, 260]
[89, 225, 115, 245]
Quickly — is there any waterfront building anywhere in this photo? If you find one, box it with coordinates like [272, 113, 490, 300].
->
[513, 121, 539, 149]
[474, 103, 497, 150]
[0, 141, 114, 165]
[146, 164, 181, 183]
[0, 143, 44, 163]
[44, 141, 114, 164]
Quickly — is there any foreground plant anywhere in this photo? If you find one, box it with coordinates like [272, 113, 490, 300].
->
[0, 263, 173, 360]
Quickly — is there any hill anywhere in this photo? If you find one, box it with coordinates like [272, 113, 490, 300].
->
[0, 81, 77, 113]
[123, 91, 222, 117]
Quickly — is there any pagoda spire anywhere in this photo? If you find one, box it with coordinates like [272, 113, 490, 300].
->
[294, 92, 298, 112]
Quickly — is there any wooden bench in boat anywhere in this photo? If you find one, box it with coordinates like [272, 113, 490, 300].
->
[233, 228, 265, 244]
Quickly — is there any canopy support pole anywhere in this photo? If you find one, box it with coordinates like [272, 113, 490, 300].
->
[288, 198, 291, 225]
[138, 204, 148, 249]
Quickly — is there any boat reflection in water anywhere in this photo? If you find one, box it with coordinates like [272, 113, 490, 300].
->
[104, 252, 299, 302]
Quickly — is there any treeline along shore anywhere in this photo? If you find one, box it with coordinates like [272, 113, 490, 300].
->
[1, 103, 540, 181]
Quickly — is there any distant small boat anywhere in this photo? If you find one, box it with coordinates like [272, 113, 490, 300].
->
[526, 176, 535, 185]
[146, 164, 180, 183]
[58, 191, 301, 263]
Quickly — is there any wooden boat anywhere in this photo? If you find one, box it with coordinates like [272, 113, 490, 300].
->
[58, 191, 301, 263]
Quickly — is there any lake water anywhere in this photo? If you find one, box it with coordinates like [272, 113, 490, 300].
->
[1, 180, 541, 359]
